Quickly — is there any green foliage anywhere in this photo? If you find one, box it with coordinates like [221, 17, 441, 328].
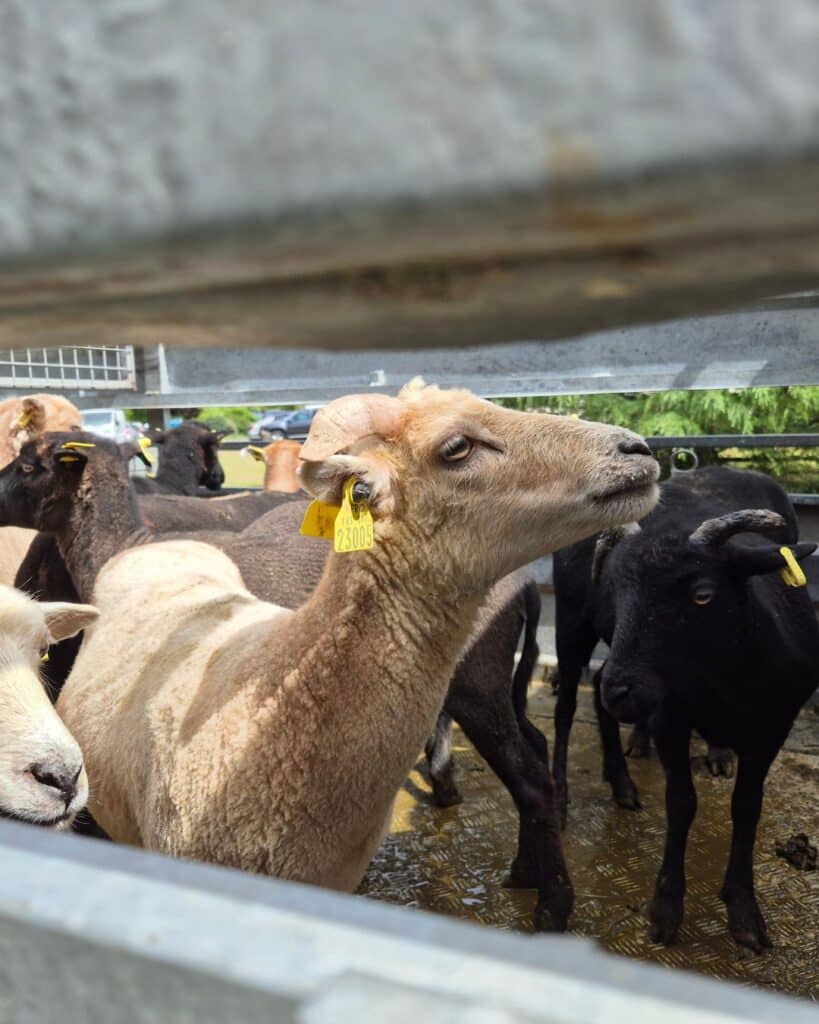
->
[198, 406, 260, 436]
[496, 387, 819, 491]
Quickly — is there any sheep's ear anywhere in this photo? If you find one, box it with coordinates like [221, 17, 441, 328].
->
[51, 445, 90, 475]
[16, 397, 47, 433]
[299, 453, 397, 514]
[724, 540, 816, 579]
[214, 430, 230, 443]
[42, 602, 99, 642]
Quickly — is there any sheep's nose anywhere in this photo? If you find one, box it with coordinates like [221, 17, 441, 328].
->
[617, 436, 652, 457]
[30, 762, 82, 808]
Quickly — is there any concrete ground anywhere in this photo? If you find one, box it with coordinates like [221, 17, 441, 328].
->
[360, 681, 819, 1002]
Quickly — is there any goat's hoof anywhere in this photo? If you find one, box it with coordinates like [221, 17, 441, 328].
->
[431, 784, 463, 808]
[611, 775, 642, 811]
[533, 880, 574, 933]
[723, 893, 772, 952]
[647, 895, 683, 946]
[705, 746, 735, 778]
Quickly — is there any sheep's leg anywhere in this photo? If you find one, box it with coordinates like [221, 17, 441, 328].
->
[593, 668, 641, 811]
[424, 712, 462, 807]
[720, 746, 778, 952]
[705, 743, 735, 777]
[448, 693, 573, 933]
[625, 723, 652, 758]
[648, 725, 696, 945]
[553, 616, 598, 829]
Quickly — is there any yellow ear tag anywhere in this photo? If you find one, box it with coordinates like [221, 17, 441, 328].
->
[334, 478, 374, 554]
[138, 436, 153, 465]
[61, 442, 96, 449]
[40, 651, 49, 664]
[247, 445, 266, 462]
[17, 410, 33, 429]
[779, 546, 807, 588]
[57, 455, 80, 463]
[300, 499, 340, 540]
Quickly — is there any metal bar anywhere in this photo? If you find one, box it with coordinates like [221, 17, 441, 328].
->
[647, 435, 819, 449]
[0, 819, 812, 1024]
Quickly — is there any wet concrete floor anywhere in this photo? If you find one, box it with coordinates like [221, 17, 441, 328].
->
[360, 680, 819, 1001]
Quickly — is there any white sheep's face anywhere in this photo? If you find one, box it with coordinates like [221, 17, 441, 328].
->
[299, 382, 660, 590]
[0, 587, 98, 827]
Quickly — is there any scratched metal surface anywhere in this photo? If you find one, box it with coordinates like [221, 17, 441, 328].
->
[360, 682, 819, 1001]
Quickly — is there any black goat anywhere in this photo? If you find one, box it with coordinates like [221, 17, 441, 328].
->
[555, 467, 818, 950]
[0, 433, 571, 932]
[132, 421, 227, 495]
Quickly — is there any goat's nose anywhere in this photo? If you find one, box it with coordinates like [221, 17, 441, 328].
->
[617, 436, 652, 457]
[30, 762, 81, 808]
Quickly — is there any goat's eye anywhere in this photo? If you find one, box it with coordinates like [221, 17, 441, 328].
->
[691, 585, 714, 606]
[439, 435, 473, 463]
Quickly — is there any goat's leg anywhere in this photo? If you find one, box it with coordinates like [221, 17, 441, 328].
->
[424, 712, 462, 807]
[720, 747, 777, 951]
[648, 725, 696, 945]
[592, 669, 641, 810]
[553, 617, 598, 829]
[448, 694, 573, 933]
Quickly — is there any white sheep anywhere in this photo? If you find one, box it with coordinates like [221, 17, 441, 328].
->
[58, 381, 658, 892]
[0, 584, 97, 827]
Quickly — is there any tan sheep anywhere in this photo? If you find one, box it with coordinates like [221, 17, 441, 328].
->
[0, 394, 83, 585]
[0, 584, 97, 827]
[246, 439, 303, 492]
[58, 382, 659, 890]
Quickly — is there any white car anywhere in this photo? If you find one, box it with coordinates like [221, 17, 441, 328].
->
[82, 408, 139, 444]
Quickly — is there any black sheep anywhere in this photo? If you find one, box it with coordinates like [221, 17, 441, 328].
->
[555, 466, 818, 950]
[132, 421, 227, 495]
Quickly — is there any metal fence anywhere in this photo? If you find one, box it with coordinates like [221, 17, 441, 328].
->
[0, 346, 136, 391]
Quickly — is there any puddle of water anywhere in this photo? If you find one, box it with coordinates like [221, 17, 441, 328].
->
[360, 682, 819, 1001]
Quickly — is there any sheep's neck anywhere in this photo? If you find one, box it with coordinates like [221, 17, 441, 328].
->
[59, 474, 151, 602]
[268, 535, 484, 865]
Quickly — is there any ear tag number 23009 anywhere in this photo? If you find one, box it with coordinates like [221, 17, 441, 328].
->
[334, 478, 374, 553]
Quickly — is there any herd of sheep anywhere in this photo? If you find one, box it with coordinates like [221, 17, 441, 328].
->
[0, 382, 815, 956]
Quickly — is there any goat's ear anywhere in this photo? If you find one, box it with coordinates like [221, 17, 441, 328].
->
[42, 602, 99, 642]
[724, 540, 816, 578]
[299, 453, 398, 514]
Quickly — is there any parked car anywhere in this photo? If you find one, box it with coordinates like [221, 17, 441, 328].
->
[82, 408, 141, 444]
[247, 408, 316, 441]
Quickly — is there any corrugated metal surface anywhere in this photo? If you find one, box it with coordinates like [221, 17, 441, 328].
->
[361, 681, 819, 1001]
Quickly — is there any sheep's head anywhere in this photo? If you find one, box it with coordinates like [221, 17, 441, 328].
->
[299, 381, 660, 589]
[0, 585, 97, 827]
[0, 432, 135, 532]
[154, 421, 226, 491]
[2, 395, 83, 468]
[249, 439, 303, 493]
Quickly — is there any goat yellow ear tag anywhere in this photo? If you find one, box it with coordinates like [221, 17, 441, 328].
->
[334, 478, 374, 554]
[779, 546, 807, 588]
[300, 500, 340, 540]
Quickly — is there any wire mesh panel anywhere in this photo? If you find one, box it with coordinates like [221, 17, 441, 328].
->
[0, 346, 135, 390]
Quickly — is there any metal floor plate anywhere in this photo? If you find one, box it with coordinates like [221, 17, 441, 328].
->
[360, 682, 819, 1001]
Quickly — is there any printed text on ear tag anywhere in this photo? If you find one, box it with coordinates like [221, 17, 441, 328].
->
[779, 546, 807, 588]
[300, 500, 340, 540]
[334, 478, 374, 553]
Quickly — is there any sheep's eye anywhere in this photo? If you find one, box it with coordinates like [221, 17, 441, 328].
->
[691, 585, 714, 606]
[439, 435, 473, 463]
[21, 464, 35, 474]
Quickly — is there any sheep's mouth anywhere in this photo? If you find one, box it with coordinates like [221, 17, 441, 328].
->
[590, 463, 659, 503]
[0, 806, 73, 828]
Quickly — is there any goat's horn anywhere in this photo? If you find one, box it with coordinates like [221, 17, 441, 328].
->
[688, 509, 787, 550]
[592, 522, 641, 583]
[300, 394, 403, 462]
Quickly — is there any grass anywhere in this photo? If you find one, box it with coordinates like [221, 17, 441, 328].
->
[219, 448, 266, 490]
